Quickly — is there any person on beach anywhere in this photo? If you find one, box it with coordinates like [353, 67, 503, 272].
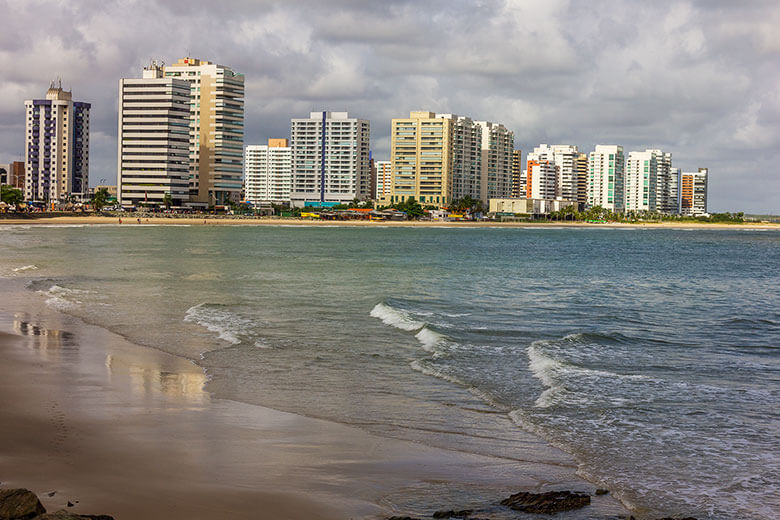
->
[119, 218, 122, 224]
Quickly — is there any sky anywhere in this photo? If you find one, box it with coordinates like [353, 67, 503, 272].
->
[1, 0, 778, 213]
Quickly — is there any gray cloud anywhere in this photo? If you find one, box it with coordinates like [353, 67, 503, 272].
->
[0, 0, 777, 212]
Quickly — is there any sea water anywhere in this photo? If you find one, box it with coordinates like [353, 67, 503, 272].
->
[0, 224, 777, 519]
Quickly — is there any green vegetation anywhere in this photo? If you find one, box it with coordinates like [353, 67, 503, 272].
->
[91, 187, 110, 212]
[543, 206, 746, 224]
[448, 195, 485, 214]
[0, 185, 23, 206]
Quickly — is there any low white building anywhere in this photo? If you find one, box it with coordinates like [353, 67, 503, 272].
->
[489, 198, 576, 215]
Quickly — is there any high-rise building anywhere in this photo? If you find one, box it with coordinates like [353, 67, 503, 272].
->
[625, 150, 657, 212]
[587, 145, 625, 211]
[649, 149, 675, 214]
[0, 161, 25, 190]
[476, 121, 514, 201]
[117, 63, 190, 207]
[24, 83, 90, 202]
[527, 160, 557, 199]
[511, 149, 524, 198]
[575, 153, 589, 207]
[389, 111, 454, 207]
[375, 160, 392, 202]
[244, 139, 292, 204]
[680, 168, 708, 216]
[527, 144, 581, 202]
[289, 111, 370, 208]
[669, 167, 680, 214]
[162, 58, 245, 206]
[442, 114, 481, 202]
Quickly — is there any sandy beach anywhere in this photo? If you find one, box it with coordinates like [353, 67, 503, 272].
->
[1, 214, 777, 230]
[0, 278, 628, 519]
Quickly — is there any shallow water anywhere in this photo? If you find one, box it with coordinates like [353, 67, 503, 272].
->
[1, 224, 777, 519]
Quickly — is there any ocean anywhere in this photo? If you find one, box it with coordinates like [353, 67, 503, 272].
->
[1, 224, 777, 519]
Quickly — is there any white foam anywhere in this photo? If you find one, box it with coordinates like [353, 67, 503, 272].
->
[369, 302, 424, 331]
[13, 264, 38, 272]
[184, 303, 243, 345]
[37, 284, 85, 310]
[415, 327, 446, 353]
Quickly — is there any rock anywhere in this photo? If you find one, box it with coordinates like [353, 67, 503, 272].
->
[34, 511, 114, 520]
[595, 488, 609, 495]
[432, 510, 473, 518]
[45, 494, 55, 499]
[500, 490, 591, 514]
[65, 503, 73, 508]
[387, 517, 422, 520]
[0, 488, 47, 519]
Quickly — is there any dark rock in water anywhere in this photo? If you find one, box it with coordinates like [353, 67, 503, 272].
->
[595, 488, 609, 495]
[432, 510, 473, 518]
[65, 503, 73, 508]
[387, 516, 422, 520]
[655, 517, 698, 520]
[45, 493, 55, 499]
[500, 490, 590, 514]
[0, 488, 47, 519]
[34, 511, 115, 520]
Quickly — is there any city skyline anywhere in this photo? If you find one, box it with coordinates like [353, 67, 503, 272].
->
[0, 0, 778, 213]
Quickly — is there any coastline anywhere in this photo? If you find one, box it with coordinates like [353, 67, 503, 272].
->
[0, 214, 777, 230]
[0, 278, 630, 519]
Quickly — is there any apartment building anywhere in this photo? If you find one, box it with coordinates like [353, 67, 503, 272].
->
[625, 150, 658, 212]
[289, 111, 370, 207]
[24, 83, 90, 202]
[511, 149, 524, 198]
[244, 139, 292, 204]
[162, 57, 245, 206]
[527, 160, 557, 199]
[477, 121, 514, 201]
[587, 145, 625, 211]
[441, 114, 481, 202]
[117, 63, 190, 207]
[375, 160, 392, 202]
[680, 168, 708, 216]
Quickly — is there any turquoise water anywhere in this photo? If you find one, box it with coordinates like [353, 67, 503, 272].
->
[1, 224, 778, 518]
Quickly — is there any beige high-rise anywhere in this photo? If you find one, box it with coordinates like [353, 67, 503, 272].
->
[162, 58, 244, 206]
[389, 112, 454, 207]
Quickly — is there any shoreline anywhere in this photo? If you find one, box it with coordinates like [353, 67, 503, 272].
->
[0, 277, 630, 519]
[0, 214, 777, 230]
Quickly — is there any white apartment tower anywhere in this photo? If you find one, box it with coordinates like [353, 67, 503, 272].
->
[162, 58, 245, 206]
[289, 111, 370, 208]
[528, 144, 582, 202]
[24, 83, 90, 202]
[528, 161, 557, 199]
[244, 139, 292, 204]
[625, 150, 658, 212]
[588, 145, 625, 211]
[476, 121, 514, 201]
[117, 63, 190, 207]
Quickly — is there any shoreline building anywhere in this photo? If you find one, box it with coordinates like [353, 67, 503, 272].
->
[511, 149, 524, 198]
[575, 153, 588, 207]
[527, 144, 582, 202]
[162, 58, 245, 206]
[389, 111, 453, 207]
[442, 114, 481, 202]
[669, 167, 680, 213]
[650, 149, 675, 214]
[244, 139, 292, 205]
[24, 83, 90, 202]
[375, 160, 392, 203]
[587, 145, 625, 212]
[477, 121, 514, 201]
[526, 159, 557, 199]
[0, 162, 25, 190]
[289, 111, 370, 208]
[680, 168, 708, 216]
[625, 150, 658, 212]
[117, 63, 190, 207]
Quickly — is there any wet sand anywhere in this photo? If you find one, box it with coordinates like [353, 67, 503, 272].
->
[1, 214, 777, 230]
[0, 280, 629, 519]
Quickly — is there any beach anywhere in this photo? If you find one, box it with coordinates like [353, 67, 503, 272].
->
[0, 277, 627, 519]
[0, 213, 777, 230]
[1, 223, 776, 520]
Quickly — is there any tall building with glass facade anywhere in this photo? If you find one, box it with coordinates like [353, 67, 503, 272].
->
[117, 63, 190, 207]
[587, 145, 625, 211]
[24, 84, 90, 202]
[162, 58, 244, 206]
[680, 168, 708, 216]
[476, 121, 514, 201]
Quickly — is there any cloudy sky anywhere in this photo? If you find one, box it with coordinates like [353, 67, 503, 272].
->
[1, 0, 778, 212]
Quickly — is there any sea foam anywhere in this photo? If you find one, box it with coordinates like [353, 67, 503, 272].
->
[369, 302, 424, 331]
